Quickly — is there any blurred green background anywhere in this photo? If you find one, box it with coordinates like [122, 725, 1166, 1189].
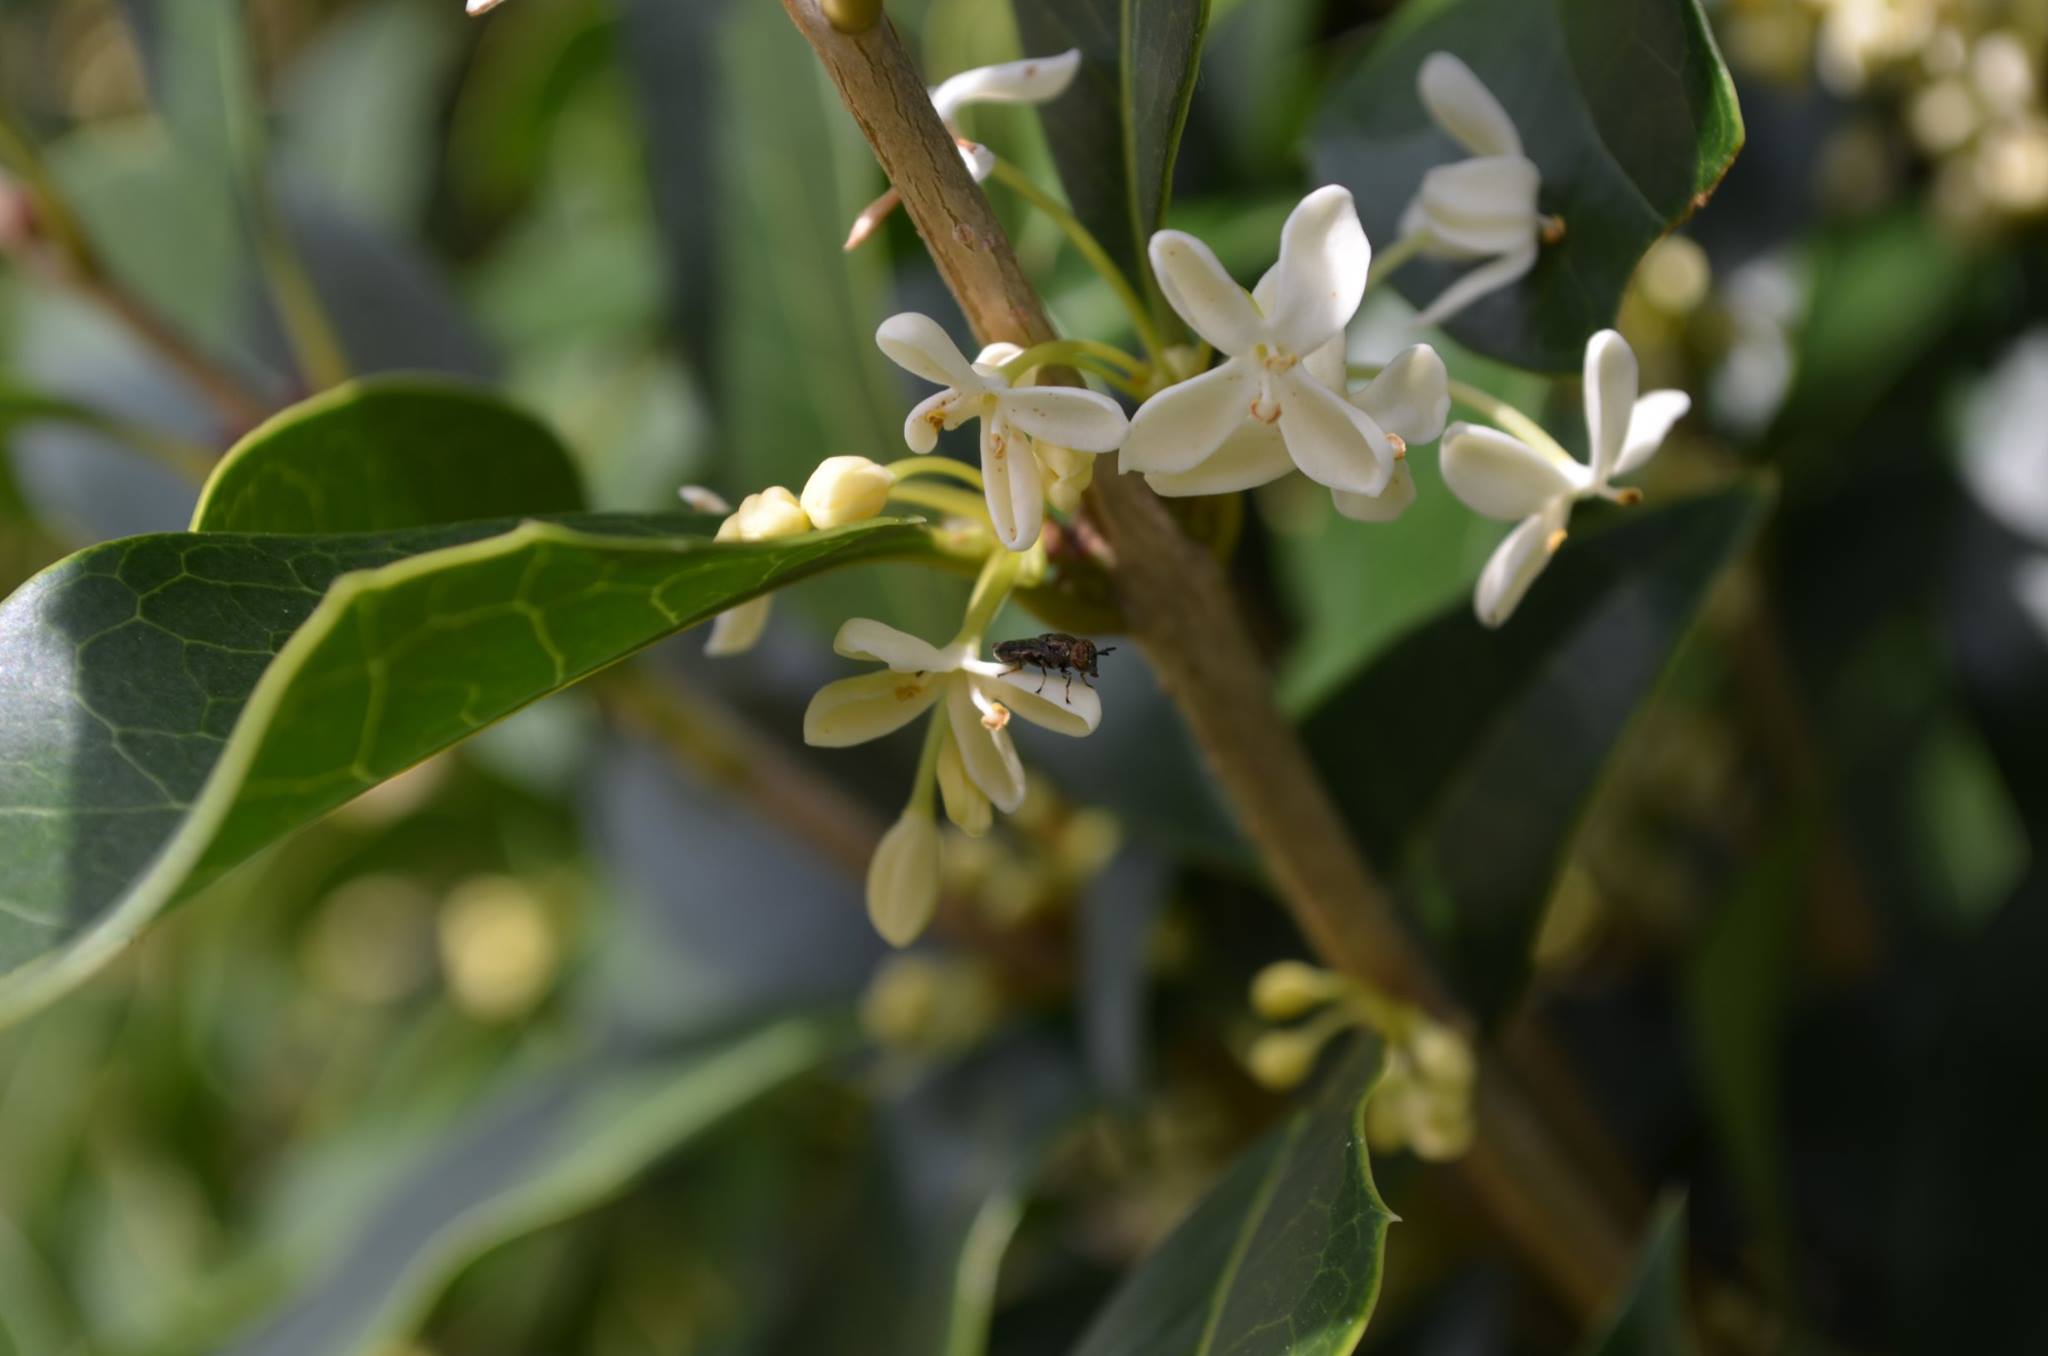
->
[2, 0, 2046, 1352]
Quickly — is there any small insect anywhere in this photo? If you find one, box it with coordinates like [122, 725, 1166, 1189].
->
[992, 632, 1116, 698]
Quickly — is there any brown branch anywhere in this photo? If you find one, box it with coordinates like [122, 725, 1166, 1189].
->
[778, 0, 1640, 1320]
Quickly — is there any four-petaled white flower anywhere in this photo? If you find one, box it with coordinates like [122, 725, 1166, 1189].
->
[1442, 330, 1690, 627]
[846, 51, 1082, 249]
[1121, 187, 1401, 500]
[804, 618, 1100, 815]
[877, 313, 1129, 552]
[1396, 52, 1546, 329]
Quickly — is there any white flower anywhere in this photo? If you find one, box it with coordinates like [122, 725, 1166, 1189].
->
[705, 487, 814, 657]
[1142, 342, 1450, 524]
[801, 455, 893, 528]
[876, 313, 1129, 551]
[866, 810, 942, 947]
[1122, 187, 1400, 499]
[1442, 330, 1690, 627]
[845, 51, 1081, 249]
[803, 618, 1100, 814]
[1396, 53, 1545, 329]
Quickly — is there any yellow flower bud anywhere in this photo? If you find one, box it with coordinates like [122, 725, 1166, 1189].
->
[1407, 1019, 1476, 1091]
[1246, 1028, 1321, 1091]
[867, 810, 941, 947]
[717, 486, 811, 542]
[801, 456, 894, 528]
[1250, 960, 1341, 1022]
[1037, 444, 1096, 514]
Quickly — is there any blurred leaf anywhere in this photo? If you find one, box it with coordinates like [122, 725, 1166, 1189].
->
[1012, 0, 1213, 322]
[1304, 486, 1769, 1015]
[1312, 0, 1742, 372]
[191, 379, 585, 533]
[1068, 1037, 1391, 1356]
[0, 508, 936, 1025]
[216, 1017, 843, 1356]
[1197, 0, 1321, 179]
[1577, 1195, 1691, 1356]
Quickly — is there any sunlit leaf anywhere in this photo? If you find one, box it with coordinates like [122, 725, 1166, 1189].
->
[1313, 0, 1742, 372]
[1068, 1038, 1390, 1356]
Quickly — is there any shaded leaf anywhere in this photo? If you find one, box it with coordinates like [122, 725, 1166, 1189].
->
[217, 1017, 843, 1356]
[1313, 0, 1742, 372]
[1069, 1037, 1390, 1356]
[1305, 487, 1769, 1015]
[191, 379, 586, 533]
[1012, 0, 1213, 323]
[0, 511, 933, 1025]
[1578, 1195, 1692, 1356]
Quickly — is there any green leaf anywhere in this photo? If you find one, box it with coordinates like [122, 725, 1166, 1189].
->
[191, 378, 587, 533]
[1312, 0, 1743, 372]
[215, 1017, 843, 1356]
[1068, 1038, 1391, 1356]
[1011, 0, 1213, 320]
[1578, 1194, 1692, 1356]
[1304, 487, 1769, 1015]
[0, 512, 931, 1026]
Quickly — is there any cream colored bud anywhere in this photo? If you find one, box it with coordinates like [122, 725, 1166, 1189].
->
[859, 954, 1002, 1053]
[438, 876, 558, 1021]
[1250, 960, 1341, 1022]
[1246, 1028, 1321, 1091]
[801, 456, 893, 528]
[867, 811, 941, 947]
[718, 486, 811, 542]
[1037, 444, 1096, 514]
[1407, 1019, 1477, 1090]
[1407, 1086, 1477, 1161]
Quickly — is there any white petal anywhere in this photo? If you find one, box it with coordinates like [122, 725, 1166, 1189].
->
[902, 389, 953, 454]
[982, 415, 1046, 552]
[1355, 344, 1451, 446]
[867, 811, 941, 947]
[1413, 158, 1540, 257]
[1265, 185, 1371, 356]
[1276, 366, 1395, 496]
[704, 598, 771, 656]
[1144, 421, 1293, 496]
[975, 341, 1025, 369]
[804, 670, 942, 747]
[936, 731, 993, 837]
[1615, 390, 1691, 479]
[1148, 230, 1264, 355]
[877, 312, 980, 390]
[1413, 240, 1539, 329]
[930, 49, 1082, 121]
[1418, 51, 1522, 158]
[833, 618, 957, 672]
[999, 385, 1130, 453]
[974, 670, 1101, 735]
[1332, 462, 1418, 523]
[1474, 502, 1570, 628]
[1440, 422, 1588, 520]
[959, 140, 996, 182]
[947, 681, 1026, 813]
[1119, 357, 1254, 475]
[1583, 329, 1639, 484]
[1304, 332, 1347, 390]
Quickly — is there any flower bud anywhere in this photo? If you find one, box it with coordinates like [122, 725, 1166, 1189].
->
[801, 455, 894, 528]
[867, 810, 941, 947]
[1407, 1019, 1476, 1090]
[717, 486, 811, 543]
[1037, 444, 1095, 514]
[859, 954, 1000, 1053]
[1246, 1028, 1322, 1091]
[1250, 960, 1341, 1022]
[704, 597, 772, 657]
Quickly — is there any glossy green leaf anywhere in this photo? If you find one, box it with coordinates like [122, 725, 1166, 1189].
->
[1578, 1195, 1692, 1356]
[216, 1017, 843, 1356]
[1305, 487, 1769, 1015]
[0, 512, 932, 1025]
[1068, 1038, 1391, 1356]
[191, 378, 587, 533]
[1313, 0, 1742, 372]
[1012, 0, 1213, 322]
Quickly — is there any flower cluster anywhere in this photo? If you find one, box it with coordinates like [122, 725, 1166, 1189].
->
[687, 46, 1699, 943]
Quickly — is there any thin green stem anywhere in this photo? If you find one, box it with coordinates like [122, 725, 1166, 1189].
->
[984, 156, 1169, 373]
[908, 707, 949, 815]
[1365, 232, 1427, 291]
[888, 454, 984, 489]
[1000, 339, 1147, 397]
[955, 546, 1023, 648]
[888, 482, 989, 523]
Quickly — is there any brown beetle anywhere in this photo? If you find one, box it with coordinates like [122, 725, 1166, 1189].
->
[992, 633, 1115, 698]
